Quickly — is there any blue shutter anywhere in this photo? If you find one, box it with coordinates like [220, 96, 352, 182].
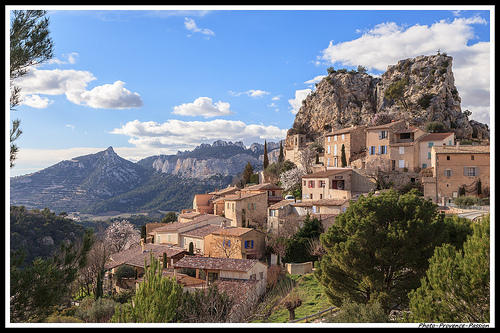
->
[251, 240, 254, 248]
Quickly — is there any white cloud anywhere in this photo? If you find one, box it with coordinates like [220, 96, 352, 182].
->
[229, 89, 270, 98]
[288, 89, 311, 114]
[317, 15, 490, 124]
[304, 75, 326, 86]
[14, 68, 143, 109]
[184, 17, 214, 37]
[111, 119, 288, 149]
[46, 52, 79, 65]
[68, 80, 143, 109]
[20, 94, 53, 108]
[172, 97, 233, 118]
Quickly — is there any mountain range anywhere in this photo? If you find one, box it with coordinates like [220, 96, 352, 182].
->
[10, 141, 279, 214]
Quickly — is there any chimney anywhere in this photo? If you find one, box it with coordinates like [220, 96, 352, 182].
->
[141, 240, 146, 253]
[456, 141, 460, 150]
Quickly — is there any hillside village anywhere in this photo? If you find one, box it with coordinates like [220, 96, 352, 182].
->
[101, 118, 490, 321]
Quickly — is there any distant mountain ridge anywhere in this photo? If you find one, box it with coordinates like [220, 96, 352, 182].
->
[10, 141, 280, 214]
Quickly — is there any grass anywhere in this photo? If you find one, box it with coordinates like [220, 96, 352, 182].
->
[266, 272, 334, 323]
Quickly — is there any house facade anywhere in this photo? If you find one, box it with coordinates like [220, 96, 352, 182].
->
[204, 227, 266, 260]
[417, 132, 455, 170]
[324, 126, 366, 168]
[301, 168, 353, 200]
[173, 256, 268, 298]
[153, 214, 229, 246]
[422, 144, 490, 204]
[223, 191, 268, 228]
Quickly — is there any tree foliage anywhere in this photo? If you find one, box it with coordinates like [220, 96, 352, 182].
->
[111, 253, 182, 323]
[282, 213, 324, 264]
[406, 214, 490, 323]
[178, 284, 234, 323]
[10, 10, 54, 167]
[10, 229, 94, 323]
[315, 189, 447, 313]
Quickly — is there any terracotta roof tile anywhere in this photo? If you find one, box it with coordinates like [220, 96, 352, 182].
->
[173, 256, 262, 272]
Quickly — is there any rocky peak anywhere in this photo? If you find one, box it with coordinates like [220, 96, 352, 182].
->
[289, 53, 489, 142]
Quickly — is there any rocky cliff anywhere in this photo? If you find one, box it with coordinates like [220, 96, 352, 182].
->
[290, 54, 489, 142]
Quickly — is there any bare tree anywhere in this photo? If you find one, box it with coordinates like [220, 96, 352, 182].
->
[105, 220, 140, 254]
[365, 156, 393, 190]
[210, 229, 242, 258]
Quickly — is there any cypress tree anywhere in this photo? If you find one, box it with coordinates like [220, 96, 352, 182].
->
[278, 140, 285, 163]
[341, 144, 347, 167]
[263, 140, 269, 170]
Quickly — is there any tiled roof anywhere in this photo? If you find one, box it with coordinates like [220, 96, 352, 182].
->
[302, 168, 351, 178]
[105, 244, 187, 270]
[211, 227, 260, 237]
[154, 214, 224, 232]
[173, 256, 261, 272]
[268, 199, 295, 210]
[434, 145, 490, 154]
[365, 119, 405, 130]
[326, 125, 366, 136]
[224, 191, 265, 201]
[180, 224, 222, 238]
[242, 183, 283, 191]
[417, 132, 454, 142]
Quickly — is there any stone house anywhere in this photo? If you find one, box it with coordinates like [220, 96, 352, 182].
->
[301, 168, 353, 200]
[223, 191, 268, 228]
[284, 133, 308, 168]
[422, 143, 490, 204]
[388, 127, 427, 172]
[417, 132, 455, 169]
[267, 199, 296, 233]
[324, 125, 366, 168]
[172, 256, 268, 299]
[192, 194, 214, 214]
[179, 224, 222, 255]
[153, 214, 230, 246]
[204, 226, 266, 260]
[241, 182, 284, 206]
[104, 243, 188, 293]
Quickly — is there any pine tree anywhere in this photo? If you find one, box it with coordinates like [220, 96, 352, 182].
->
[111, 253, 182, 323]
[406, 214, 490, 323]
[263, 140, 269, 170]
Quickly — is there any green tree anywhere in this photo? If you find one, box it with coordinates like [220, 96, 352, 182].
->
[406, 214, 490, 323]
[10, 10, 54, 167]
[10, 229, 94, 323]
[243, 161, 254, 185]
[340, 144, 347, 167]
[282, 213, 324, 263]
[315, 189, 446, 313]
[111, 253, 182, 323]
[263, 140, 269, 170]
[161, 211, 177, 223]
[328, 299, 389, 323]
[384, 77, 409, 109]
[278, 140, 285, 163]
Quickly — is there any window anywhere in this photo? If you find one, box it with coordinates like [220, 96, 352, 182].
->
[447, 156, 450, 160]
[399, 147, 404, 155]
[400, 133, 411, 140]
[334, 144, 337, 155]
[328, 136, 331, 142]
[379, 145, 387, 154]
[399, 160, 405, 168]
[334, 135, 337, 141]
[342, 134, 345, 140]
[245, 240, 254, 249]
[422, 163, 427, 169]
[444, 169, 452, 177]
[320, 180, 326, 188]
[428, 152, 431, 159]
[449, 140, 452, 146]
[308, 181, 315, 188]
[369, 146, 376, 155]
[223, 239, 231, 247]
[327, 158, 330, 166]
[471, 155, 475, 160]
[269, 210, 276, 217]
[428, 142, 434, 148]
[379, 130, 388, 139]
[327, 145, 330, 153]
[465, 167, 477, 177]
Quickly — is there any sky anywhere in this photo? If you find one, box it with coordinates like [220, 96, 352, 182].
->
[7, 5, 494, 177]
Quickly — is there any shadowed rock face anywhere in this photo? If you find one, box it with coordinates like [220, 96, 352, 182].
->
[289, 54, 489, 142]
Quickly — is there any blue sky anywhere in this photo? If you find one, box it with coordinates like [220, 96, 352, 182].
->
[8, 6, 493, 177]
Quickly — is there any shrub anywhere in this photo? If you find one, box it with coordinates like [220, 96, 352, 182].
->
[454, 195, 479, 208]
